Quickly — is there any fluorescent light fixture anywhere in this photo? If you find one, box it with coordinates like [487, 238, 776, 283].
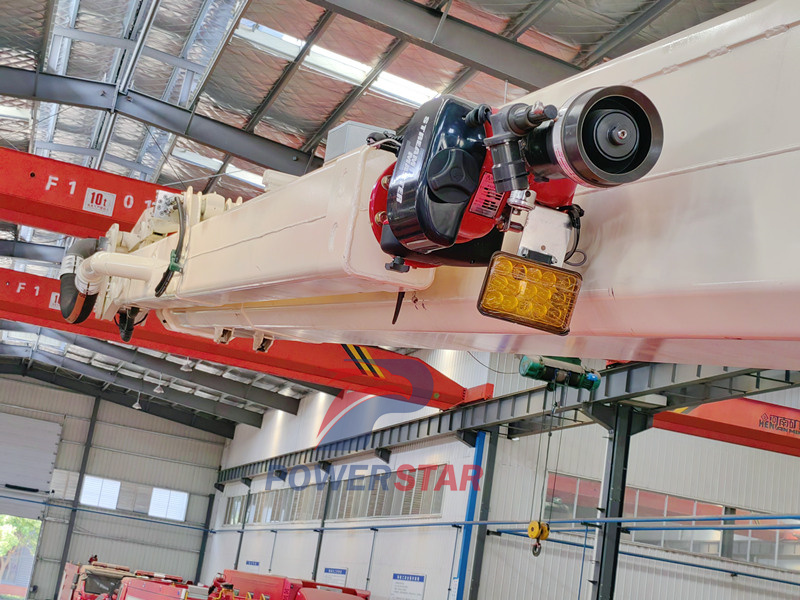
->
[236, 20, 303, 61]
[0, 105, 31, 121]
[172, 148, 221, 170]
[170, 148, 264, 189]
[224, 164, 263, 187]
[235, 21, 438, 107]
[373, 71, 437, 106]
[307, 44, 370, 85]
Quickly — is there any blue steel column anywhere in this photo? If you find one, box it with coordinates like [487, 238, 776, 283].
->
[456, 430, 486, 600]
[468, 428, 498, 600]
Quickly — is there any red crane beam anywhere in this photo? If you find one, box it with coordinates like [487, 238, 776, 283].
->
[653, 397, 800, 458]
[0, 268, 475, 407]
[0, 149, 483, 408]
[0, 147, 171, 237]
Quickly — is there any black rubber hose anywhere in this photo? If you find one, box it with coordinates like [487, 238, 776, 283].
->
[60, 238, 99, 324]
[154, 198, 186, 297]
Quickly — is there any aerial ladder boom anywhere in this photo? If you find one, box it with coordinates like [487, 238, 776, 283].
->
[58, 0, 800, 368]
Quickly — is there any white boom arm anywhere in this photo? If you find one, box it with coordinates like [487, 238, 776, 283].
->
[66, 0, 800, 368]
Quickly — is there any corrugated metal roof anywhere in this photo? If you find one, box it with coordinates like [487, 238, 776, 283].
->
[0, 0, 758, 190]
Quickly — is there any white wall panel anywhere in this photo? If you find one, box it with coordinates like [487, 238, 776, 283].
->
[223, 392, 337, 468]
[202, 529, 239, 583]
[269, 530, 318, 580]
[363, 527, 460, 599]
[0, 400, 66, 424]
[186, 494, 213, 525]
[54, 442, 85, 472]
[627, 427, 800, 515]
[529, 416, 800, 517]
[480, 532, 587, 599]
[72, 511, 203, 552]
[68, 533, 198, 579]
[87, 447, 218, 495]
[755, 387, 800, 411]
[489, 420, 800, 530]
[31, 506, 70, 598]
[412, 349, 490, 389]
[616, 543, 800, 600]
[481, 409, 800, 600]
[237, 529, 277, 574]
[315, 529, 374, 588]
[0, 377, 93, 418]
[32, 561, 62, 597]
[0, 375, 225, 600]
[487, 353, 534, 397]
[60, 418, 89, 444]
[91, 422, 222, 468]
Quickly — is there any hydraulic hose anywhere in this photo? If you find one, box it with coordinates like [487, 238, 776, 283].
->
[59, 238, 99, 324]
[154, 197, 186, 297]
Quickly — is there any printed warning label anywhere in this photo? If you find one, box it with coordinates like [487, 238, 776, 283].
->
[83, 187, 116, 217]
[469, 172, 503, 218]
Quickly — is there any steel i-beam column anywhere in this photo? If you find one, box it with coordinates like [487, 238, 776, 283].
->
[233, 478, 252, 570]
[590, 404, 646, 600]
[311, 465, 334, 581]
[195, 493, 215, 582]
[55, 397, 101, 595]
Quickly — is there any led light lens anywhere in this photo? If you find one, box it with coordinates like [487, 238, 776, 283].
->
[477, 252, 582, 335]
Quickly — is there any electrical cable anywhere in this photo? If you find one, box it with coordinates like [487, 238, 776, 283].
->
[537, 392, 558, 523]
[564, 226, 580, 261]
[565, 249, 587, 267]
[466, 351, 517, 374]
[560, 204, 588, 267]
[529, 392, 548, 521]
[154, 197, 186, 297]
[548, 418, 565, 523]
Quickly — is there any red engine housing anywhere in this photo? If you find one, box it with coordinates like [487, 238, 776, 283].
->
[369, 159, 577, 259]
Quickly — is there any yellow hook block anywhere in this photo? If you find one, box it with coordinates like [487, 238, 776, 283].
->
[527, 520, 550, 541]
